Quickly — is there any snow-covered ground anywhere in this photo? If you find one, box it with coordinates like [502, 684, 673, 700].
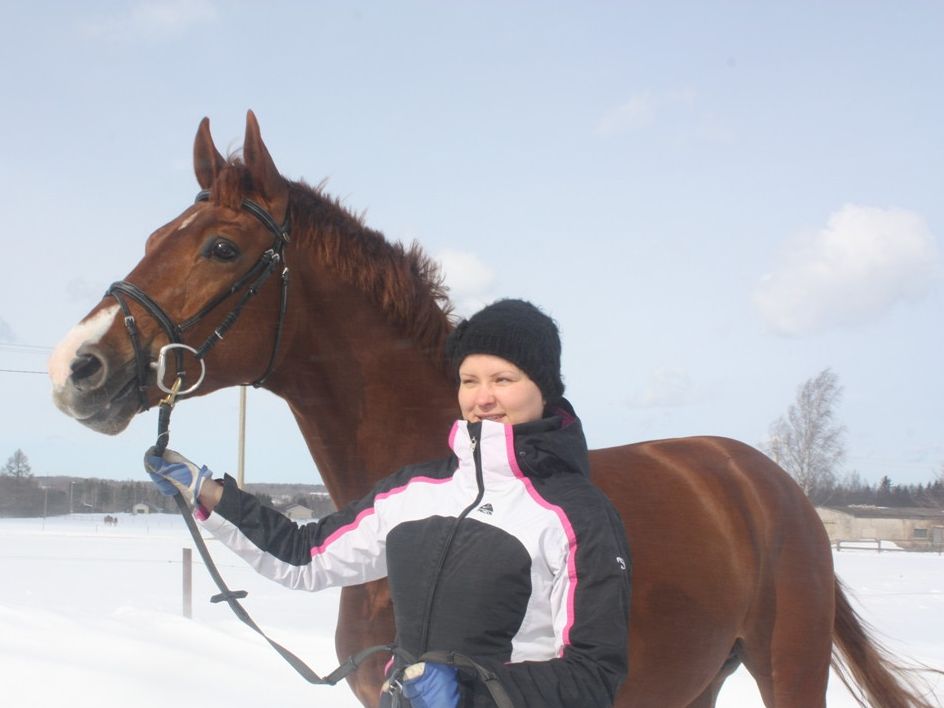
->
[1, 513, 941, 707]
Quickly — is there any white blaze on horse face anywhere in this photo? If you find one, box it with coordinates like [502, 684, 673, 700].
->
[48, 305, 119, 390]
[177, 213, 198, 230]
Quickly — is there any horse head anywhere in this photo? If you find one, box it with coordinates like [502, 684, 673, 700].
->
[49, 111, 292, 434]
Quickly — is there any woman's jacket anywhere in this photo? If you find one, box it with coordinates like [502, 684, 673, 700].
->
[198, 400, 632, 707]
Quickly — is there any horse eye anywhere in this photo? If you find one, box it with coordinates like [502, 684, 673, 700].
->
[210, 238, 239, 261]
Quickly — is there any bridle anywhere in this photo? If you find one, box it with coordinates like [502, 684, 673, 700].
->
[106, 190, 291, 422]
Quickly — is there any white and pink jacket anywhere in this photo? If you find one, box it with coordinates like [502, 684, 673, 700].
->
[199, 400, 631, 707]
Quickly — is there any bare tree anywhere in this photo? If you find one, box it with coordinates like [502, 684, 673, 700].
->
[764, 368, 846, 503]
[2, 449, 32, 479]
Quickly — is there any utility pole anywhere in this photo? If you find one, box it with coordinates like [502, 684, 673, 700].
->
[237, 385, 247, 490]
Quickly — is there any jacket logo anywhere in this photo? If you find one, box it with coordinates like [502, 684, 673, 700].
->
[476, 502, 494, 516]
[616, 557, 627, 571]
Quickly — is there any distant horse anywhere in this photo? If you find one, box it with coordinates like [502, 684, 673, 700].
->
[49, 112, 937, 707]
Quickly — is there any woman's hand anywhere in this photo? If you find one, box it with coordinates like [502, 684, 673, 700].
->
[143, 447, 215, 507]
[399, 662, 460, 708]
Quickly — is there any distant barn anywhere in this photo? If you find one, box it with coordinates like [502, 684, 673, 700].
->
[282, 503, 316, 521]
[817, 506, 944, 550]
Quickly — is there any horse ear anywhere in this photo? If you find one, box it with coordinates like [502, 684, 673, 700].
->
[243, 110, 288, 218]
[193, 117, 225, 190]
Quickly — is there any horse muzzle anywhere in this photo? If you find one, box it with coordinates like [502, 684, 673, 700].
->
[49, 311, 144, 434]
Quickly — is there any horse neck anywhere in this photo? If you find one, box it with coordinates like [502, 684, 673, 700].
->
[265, 253, 458, 507]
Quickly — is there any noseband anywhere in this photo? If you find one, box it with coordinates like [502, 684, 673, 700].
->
[106, 190, 290, 413]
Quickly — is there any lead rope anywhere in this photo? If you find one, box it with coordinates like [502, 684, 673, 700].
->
[151, 378, 403, 687]
[152, 388, 514, 705]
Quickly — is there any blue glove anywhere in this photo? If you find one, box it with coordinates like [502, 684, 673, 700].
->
[144, 447, 213, 505]
[400, 662, 460, 708]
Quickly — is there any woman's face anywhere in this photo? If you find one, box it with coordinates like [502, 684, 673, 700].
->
[457, 354, 545, 425]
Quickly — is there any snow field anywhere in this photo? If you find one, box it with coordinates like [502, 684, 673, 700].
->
[1, 514, 941, 707]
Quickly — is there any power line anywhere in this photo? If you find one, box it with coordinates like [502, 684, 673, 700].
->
[0, 342, 54, 376]
[0, 343, 53, 352]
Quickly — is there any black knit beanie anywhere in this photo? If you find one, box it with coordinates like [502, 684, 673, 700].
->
[445, 299, 564, 404]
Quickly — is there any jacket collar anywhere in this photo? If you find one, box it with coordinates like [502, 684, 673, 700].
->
[448, 397, 590, 483]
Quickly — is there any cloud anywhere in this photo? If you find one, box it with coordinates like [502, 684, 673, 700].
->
[755, 204, 941, 336]
[596, 88, 696, 136]
[80, 0, 218, 41]
[625, 367, 697, 408]
[435, 249, 497, 318]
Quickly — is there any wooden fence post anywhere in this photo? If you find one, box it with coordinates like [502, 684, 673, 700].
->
[182, 547, 192, 619]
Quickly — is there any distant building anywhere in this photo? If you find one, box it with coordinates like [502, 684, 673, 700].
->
[283, 503, 316, 521]
[817, 506, 944, 550]
[132, 502, 154, 514]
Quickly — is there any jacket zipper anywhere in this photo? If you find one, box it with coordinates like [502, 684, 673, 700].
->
[416, 432, 485, 653]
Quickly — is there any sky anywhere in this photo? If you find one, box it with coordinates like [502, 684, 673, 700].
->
[0, 1, 941, 488]
[2, 514, 942, 706]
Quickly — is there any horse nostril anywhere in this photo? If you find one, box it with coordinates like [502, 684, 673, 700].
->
[70, 353, 104, 389]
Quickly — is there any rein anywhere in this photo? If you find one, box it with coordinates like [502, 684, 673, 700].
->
[168, 482, 514, 705]
[171, 482, 512, 705]
[171, 489, 405, 687]
[170, 481, 514, 708]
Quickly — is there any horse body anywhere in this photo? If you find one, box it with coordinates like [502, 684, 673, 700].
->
[593, 438, 834, 705]
[50, 112, 934, 707]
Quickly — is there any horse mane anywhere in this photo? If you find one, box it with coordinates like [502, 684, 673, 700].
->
[210, 159, 456, 369]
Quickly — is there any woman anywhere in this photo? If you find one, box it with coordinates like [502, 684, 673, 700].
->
[146, 299, 631, 707]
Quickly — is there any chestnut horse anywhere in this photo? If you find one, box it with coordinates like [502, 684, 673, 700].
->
[50, 112, 935, 708]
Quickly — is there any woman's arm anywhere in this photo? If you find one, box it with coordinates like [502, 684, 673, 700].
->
[196, 473, 394, 592]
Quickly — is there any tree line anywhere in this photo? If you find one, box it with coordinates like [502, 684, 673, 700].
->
[820, 473, 944, 509]
[1, 449, 335, 518]
[0, 449, 182, 517]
